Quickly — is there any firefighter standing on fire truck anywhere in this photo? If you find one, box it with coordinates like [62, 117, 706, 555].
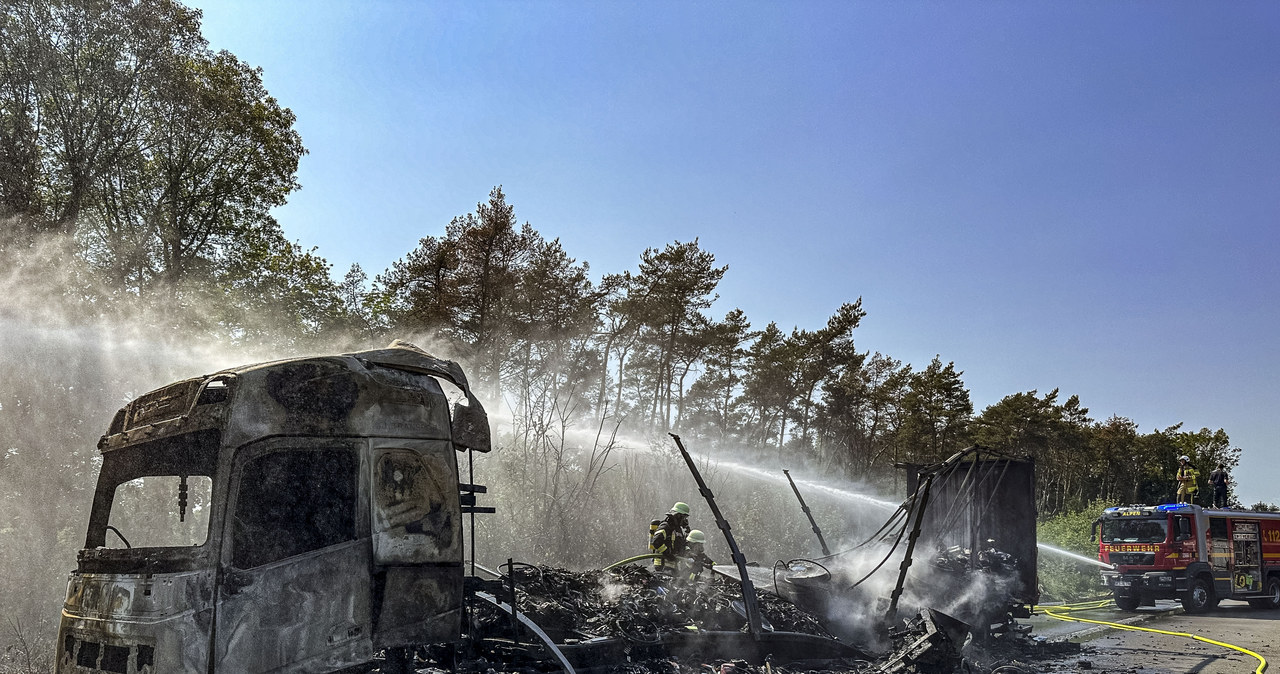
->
[1209, 463, 1230, 508]
[1176, 455, 1199, 504]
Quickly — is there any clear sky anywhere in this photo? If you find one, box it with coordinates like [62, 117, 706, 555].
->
[188, 1, 1280, 505]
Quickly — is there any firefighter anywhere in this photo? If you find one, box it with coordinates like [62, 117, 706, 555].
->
[680, 529, 715, 585]
[650, 501, 691, 576]
[1176, 455, 1199, 504]
[1209, 463, 1230, 508]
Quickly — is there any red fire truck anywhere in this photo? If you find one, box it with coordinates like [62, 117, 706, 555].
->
[1094, 503, 1280, 612]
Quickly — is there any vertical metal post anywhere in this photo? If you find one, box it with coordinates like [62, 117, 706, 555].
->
[463, 449, 477, 640]
[469, 450, 477, 577]
[668, 433, 762, 639]
[506, 558, 520, 645]
[783, 469, 831, 556]
[887, 474, 933, 624]
[969, 468, 979, 574]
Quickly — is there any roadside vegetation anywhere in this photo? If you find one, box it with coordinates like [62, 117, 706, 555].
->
[1036, 501, 1111, 602]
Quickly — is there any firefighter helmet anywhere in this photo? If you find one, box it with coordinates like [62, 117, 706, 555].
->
[671, 502, 690, 515]
[687, 529, 707, 544]
[1179, 455, 1190, 462]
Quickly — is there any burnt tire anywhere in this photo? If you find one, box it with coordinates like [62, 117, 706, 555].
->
[1247, 576, 1280, 610]
[1114, 594, 1141, 612]
[1181, 576, 1215, 613]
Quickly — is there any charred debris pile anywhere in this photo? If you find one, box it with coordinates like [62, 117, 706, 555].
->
[441, 562, 1075, 674]
[439, 442, 1079, 674]
[477, 564, 832, 640]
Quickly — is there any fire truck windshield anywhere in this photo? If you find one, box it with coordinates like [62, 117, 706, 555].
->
[1101, 518, 1168, 544]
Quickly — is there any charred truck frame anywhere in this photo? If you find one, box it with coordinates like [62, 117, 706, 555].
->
[58, 342, 492, 673]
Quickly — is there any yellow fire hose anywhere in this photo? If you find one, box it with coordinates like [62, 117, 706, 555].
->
[602, 553, 664, 571]
[1036, 601, 1267, 674]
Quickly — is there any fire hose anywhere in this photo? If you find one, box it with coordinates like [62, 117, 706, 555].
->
[1036, 601, 1267, 674]
[602, 553, 664, 571]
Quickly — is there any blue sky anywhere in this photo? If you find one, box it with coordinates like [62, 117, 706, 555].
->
[189, 1, 1280, 504]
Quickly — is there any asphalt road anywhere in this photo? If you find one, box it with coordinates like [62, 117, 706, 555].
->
[1036, 600, 1279, 673]
[1027, 600, 1183, 641]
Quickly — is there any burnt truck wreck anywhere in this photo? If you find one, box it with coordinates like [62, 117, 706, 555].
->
[59, 341, 1052, 674]
[58, 342, 492, 673]
[58, 343, 868, 674]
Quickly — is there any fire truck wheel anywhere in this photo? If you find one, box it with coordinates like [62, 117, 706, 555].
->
[1247, 576, 1280, 610]
[1114, 594, 1141, 611]
[1181, 576, 1215, 613]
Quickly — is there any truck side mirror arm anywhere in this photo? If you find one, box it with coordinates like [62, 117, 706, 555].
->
[1090, 518, 1100, 543]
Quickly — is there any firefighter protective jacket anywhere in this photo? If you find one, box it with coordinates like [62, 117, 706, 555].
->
[1177, 464, 1200, 493]
[650, 517, 688, 571]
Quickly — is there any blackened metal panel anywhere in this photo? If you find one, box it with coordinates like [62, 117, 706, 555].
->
[370, 441, 460, 564]
[212, 438, 373, 674]
[916, 457, 1039, 604]
[369, 438, 463, 647]
[57, 569, 215, 673]
[373, 566, 462, 648]
[213, 539, 373, 673]
[124, 378, 204, 430]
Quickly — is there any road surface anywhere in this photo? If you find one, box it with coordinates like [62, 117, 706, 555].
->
[1040, 600, 1278, 673]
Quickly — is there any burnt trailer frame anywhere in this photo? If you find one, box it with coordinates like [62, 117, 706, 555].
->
[902, 448, 1040, 610]
[57, 342, 492, 674]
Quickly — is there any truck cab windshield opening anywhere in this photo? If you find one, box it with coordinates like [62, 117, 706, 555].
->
[1102, 518, 1168, 544]
[88, 430, 219, 550]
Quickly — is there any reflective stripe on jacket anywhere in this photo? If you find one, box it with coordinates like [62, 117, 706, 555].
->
[1178, 466, 1199, 491]
[650, 520, 686, 569]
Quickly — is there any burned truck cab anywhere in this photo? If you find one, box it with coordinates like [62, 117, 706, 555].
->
[58, 342, 491, 674]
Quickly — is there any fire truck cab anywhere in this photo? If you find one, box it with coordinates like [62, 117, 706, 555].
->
[1095, 503, 1280, 612]
[56, 342, 491, 673]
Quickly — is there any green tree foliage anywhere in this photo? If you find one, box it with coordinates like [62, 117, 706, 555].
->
[0, 0, 204, 235]
[626, 239, 726, 431]
[815, 351, 909, 476]
[1037, 500, 1112, 601]
[740, 321, 797, 450]
[374, 233, 460, 340]
[0, 0, 321, 341]
[592, 272, 642, 418]
[375, 187, 599, 402]
[973, 389, 1088, 512]
[216, 224, 347, 348]
[973, 389, 1243, 514]
[788, 300, 865, 451]
[88, 48, 305, 293]
[336, 263, 381, 341]
[682, 308, 751, 444]
[895, 357, 973, 465]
